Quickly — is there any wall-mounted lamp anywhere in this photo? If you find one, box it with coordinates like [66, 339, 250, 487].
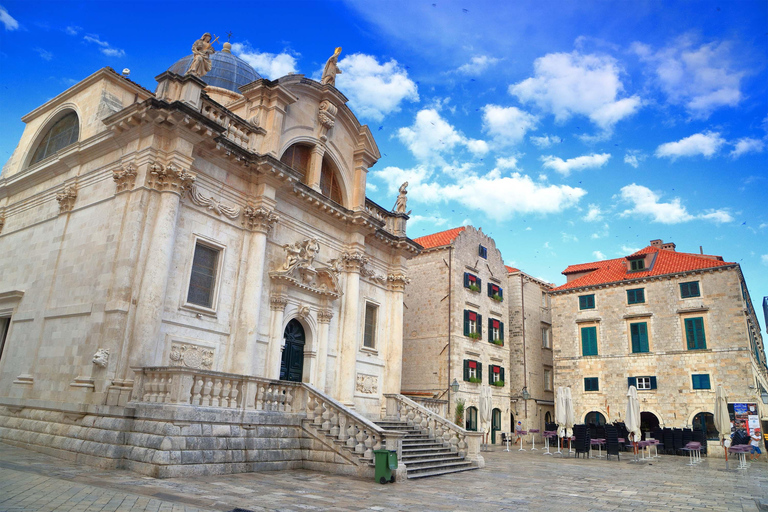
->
[450, 378, 460, 394]
[522, 387, 531, 400]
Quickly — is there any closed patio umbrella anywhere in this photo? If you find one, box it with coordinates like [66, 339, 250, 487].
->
[626, 385, 641, 459]
[713, 385, 730, 468]
[479, 385, 492, 446]
[564, 387, 575, 452]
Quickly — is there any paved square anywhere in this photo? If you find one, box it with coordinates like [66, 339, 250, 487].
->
[1, 442, 766, 511]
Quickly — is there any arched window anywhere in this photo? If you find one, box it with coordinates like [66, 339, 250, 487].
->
[30, 111, 79, 165]
[280, 144, 344, 205]
[279, 144, 312, 180]
[693, 412, 717, 440]
[320, 155, 343, 204]
[545, 411, 552, 424]
[465, 406, 478, 431]
[585, 411, 606, 426]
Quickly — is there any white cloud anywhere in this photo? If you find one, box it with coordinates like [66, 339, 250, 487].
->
[397, 109, 487, 163]
[409, 215, 448, 228]
[525, 227, 532, 231]
[730, 138, 765, 158]
[593, 250, 607, 260]
[621, 245, 641, 254]
[760, 223, 768, 230]
[34, 48, 52, 61]
[530, 134, 562, 148]
[541, 153, 610, 176]
[583, 204, 603, 222]
[64, 25, 81, 36]
[457, 55, 500, 75]
[562, 232, 579, 243]
[481, 105, 538, 146]
[495, 156, 519, 169]
[0, 5, 18, 31]
[83, 34, 125, 58]
[620, 184, 734, 224]
[655, 131, 725, 160]
[335, 53, 419, 121]
[632, 37, 745, 118]
[624, 150, 646, 168]
[762, 254, 768, 266]
[509, 51, 641, 131]
[231, 42, 298, 79]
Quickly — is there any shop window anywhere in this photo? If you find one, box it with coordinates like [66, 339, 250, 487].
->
[685, 317, 707, 350]
[627, 288, 645, 304]
[488, 318, 503, 345]
[692, 374, 711, 390]
[186, 242, 221, 309]
[30, 111, 79, 165]
[581, 326, 598, 356]
[466, 406, 478, 431]
[363, 302, 378, 349]
[463, 310, 482, 339]
[463, 359, 482, 382]
[463, 272, 481, 292]
[630, 322, 649, 353]
[584, 377, 599, 392]
[680, 281, 701, 298]
[579, 294, 595, 310]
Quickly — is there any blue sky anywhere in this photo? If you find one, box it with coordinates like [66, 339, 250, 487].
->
[1, 0, 766, 321]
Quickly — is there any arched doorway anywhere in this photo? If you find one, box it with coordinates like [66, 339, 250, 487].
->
[693, 411, 717, 440]
[640, 411, 660, 437]
[585, 411, 606, 426]
[279, 319, 305, 382]
[466, 406, 478, 431]
[491, 408, 501, 444]
[545, 411, 552, 425]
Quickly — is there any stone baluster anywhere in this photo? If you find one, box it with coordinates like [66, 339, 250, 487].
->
[329, 409, 340, 437]
[355, 425, 365, 454]
[363, 430, 374, 459]
[285, 386, 293, 412]
[220, 379, 231, 407]
[211, 379, 222, 407]
[192, 377, 203, 405]
[338, 414, 348, 442]
[346, 423, 357, 449]
[256, 384, 265, 410]
[321, 402, 331, 431]
[202, 377, 213, 406]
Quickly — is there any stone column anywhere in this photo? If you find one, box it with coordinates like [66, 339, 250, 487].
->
[129, 163, 195, 368]
[231, 204, 278, 376]
[306, 145, 325, 192]
[264, 295, 288, 379]
[314, 309, 334, 392]
[382, 273, 409, 395]
[336, 248, 367, 405]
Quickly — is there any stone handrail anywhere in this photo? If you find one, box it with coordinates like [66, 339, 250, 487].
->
[405, 396, 448, 418]
[384, 393, 483, 466]
[200, 98, 253, 150]
[131, 367, 303, 412]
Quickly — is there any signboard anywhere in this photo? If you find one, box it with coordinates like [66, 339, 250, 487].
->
[731, 403, 760, 435]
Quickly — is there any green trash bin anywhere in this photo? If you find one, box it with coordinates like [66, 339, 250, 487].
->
[374, 449, 397, 484]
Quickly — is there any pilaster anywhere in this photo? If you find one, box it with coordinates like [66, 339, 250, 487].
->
[336, 247, 368, 405]
[264, 295, 288, 379]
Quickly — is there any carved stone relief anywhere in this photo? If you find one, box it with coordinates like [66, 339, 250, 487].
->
[360, 261, 387, 284]
[113, 163, 137, 193]
[318, 100, 338, 130]
[387, 273, 411, 292]
[270, 238, 341, 297]
[297, 304, 311, 320]
[147, 163, 196, 194]
[169, 342, 214, 370]
[270, 295, 288, 311]
[188, 185, 241, 218]
[92, 348, 109, 368]
[56, 185, 77, 214]
[242, 205, 279, 233]
[317, 309, 334, 324]
[356, 373, 379, 394]
[341, 250, 369, 273]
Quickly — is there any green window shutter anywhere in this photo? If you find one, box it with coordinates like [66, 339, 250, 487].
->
[701, 374, 710, 389]
[628, 377, 637, 388]
[685, 317, 706, 350]
[500, 367, 505, 384]
[477, 277, 482, 290]
[476, 361, 482, 382]
[499, 287, 503, 299]
[488, 317, 492, 335]
[464, 310, 469, 336]
[487, 283, 492, 297]
[464, 272, 469, 288]
[500, 322, 504, 341]
[581, 326, 597, 356]
[488, 365, 493, 385]
[478, 314, 483, 339]
[463, 359, 470, 381]
[650, 376, 657, 389]
[631, 323, 649, 353]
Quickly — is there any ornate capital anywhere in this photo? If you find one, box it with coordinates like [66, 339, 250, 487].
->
[189, 185, 241, 219]
[387, 273, 411, 292]
[270, 295, 288, 312]
[317, 309, 334, 324]
[341, 250, 369, 273]
[56, 185, 77, 214]
[318, 100, 338, 130]
[113, 163, 137, 193]
[242, 205, 279, 233]
[147, 163, 196, 194]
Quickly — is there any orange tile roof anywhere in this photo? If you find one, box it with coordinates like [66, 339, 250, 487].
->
[505, 265, 520, 273]
[413, 227, 466, 249]
[553, 245, 734, 292]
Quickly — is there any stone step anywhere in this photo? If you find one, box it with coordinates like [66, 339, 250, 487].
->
[401, 446, 453, 455]
[402, 441, 446, 448]
[406, 460, 476, 476]
[402, 456, 468, 468]
[407, 465, 479, 479]
[401, 450, 459, 460]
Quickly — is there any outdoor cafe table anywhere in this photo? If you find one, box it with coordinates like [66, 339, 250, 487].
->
[681, 441, 702, 466]
[590, 438, 606, 459]
[529, 429, 540, 450]
[543, 430, 557, 455]
[729, 445, 750, 469]
[516, 430, 528, 451]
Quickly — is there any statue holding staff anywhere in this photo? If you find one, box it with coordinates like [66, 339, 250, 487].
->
[187, 33, 218, 78]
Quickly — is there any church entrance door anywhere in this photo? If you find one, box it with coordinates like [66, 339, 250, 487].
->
[279, 319, 305, 382]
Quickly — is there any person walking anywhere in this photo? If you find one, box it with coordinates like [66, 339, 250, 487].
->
[750, 431, 762, 461]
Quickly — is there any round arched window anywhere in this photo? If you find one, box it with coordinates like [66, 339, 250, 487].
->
[30, 112, 80, 165]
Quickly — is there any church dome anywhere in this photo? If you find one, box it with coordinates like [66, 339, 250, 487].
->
[168, 44, 260, 93]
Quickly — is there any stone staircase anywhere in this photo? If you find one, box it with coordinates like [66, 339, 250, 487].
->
[375, 420, 478, 479]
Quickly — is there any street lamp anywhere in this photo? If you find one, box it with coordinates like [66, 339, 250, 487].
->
[451, 379, 460, 394]
[522, 386, 531, 400]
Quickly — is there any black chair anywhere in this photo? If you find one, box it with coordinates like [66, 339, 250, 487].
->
[673, 428, 684, 455]
[682, 428, 693, 447]
[573, 424, 591, 458]
[692, 429, 707, 455]
[614, 422, 629, 451]
[651, 429, 663, 442]
[545, 422, 558, 433]
[663, 428, 674, 455]
[605, 425, 620, 461]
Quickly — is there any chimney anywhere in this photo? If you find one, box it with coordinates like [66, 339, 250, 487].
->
[650, 239, 663, 247]
[661, 242, 676, 252]
[650, 239, 675, 251]
[700, 246, 703, 255]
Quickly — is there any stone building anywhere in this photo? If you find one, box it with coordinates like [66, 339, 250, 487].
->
[506, 267, 555, 434]
[0, 39, 487, 479]
[550, 239, 768, 449]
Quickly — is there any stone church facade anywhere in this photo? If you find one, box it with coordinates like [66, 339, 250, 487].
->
[0, 41, 483, 479]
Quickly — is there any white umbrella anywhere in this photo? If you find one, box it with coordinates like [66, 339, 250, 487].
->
[626, 385, 641, 459]
[564, 387, 575, 439]
[479, 385, 493, 445]
[713, 385, 730, 468]
[555, 387, 566, 445]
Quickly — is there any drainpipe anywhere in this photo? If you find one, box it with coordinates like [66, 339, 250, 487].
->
[447, 246, 453, 418]
[521, 274, 528, 421]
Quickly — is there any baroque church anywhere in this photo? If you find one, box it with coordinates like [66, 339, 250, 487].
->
[0, 36, 484, 479]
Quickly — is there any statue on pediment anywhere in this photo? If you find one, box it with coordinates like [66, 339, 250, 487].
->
[321, 47, 343, 86]
[394, 181, 408, 213]
[187, 33, 218, 78]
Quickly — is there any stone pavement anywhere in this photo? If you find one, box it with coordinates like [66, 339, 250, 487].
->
[1, 442, 767, 512]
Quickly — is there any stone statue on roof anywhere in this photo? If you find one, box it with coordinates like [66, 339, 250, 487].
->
[394, 181, 408, 213]
[187, 33, 217, 78]
[321, 47, 343, 86]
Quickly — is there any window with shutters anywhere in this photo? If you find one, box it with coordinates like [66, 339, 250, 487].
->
[627, 376, 657, 390]
[584, 377, 599, 392]
[629, 258, 645, 271]
[579, 294, 595, 310]
[684, 317, 707, 350]
[581, 326, 598, 356]
[478, 245, 487, 259]
[488, 318, 503, 346]
[466, 406, 478, 431]
[464, 272, 481, 292]
[489, 364, 505, 386]
[463, 359, 482, 383]
[487, 283, 503, 302]
[630, 322, 649, 353]
[692, 374, 711, 390]
[636, 376, 652, 390]
[464, 309, 482, 339]
[363, 302, 378, 349]
[680, 281, 701, 298]
[627, 288, 645, 304]
[185, 239, 224, 311]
